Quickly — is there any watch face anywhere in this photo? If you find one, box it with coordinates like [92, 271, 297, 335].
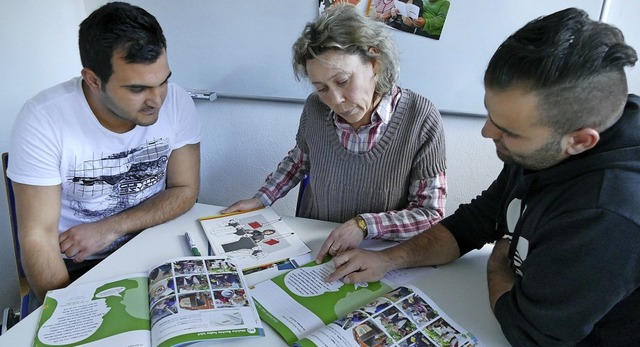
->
[355, 217, 368, 238]
[357, 217, 366, 230]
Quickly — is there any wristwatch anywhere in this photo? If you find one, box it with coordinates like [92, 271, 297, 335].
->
[354, 215, 368, 239]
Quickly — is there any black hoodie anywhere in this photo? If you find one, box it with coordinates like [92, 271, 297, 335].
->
[442, 95, 640, 346]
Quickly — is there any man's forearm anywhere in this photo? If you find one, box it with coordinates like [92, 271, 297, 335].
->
[102, 185, 199, 237]
[13, 183, 69, 302]
[381, 223, 461, 270]
[21, 238, 70, 303]
[487, 239, 516, 311]
[104, 143, 201, 236]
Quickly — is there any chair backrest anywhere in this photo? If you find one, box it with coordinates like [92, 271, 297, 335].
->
[2, 152, 25, 279]
[295, 174, 310, 217]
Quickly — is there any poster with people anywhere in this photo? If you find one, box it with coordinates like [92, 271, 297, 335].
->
[319, 0, 451, 40]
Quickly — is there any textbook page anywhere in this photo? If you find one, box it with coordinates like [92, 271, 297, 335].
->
[251, 260, 433, 344]
[34, 256, 264, 347]
[295, 285, 482, 347]
[34, 273, 151, 347]
[199, 207, 311, 275]
[148, 257, 264, 347]
[252, 261, 480, 346]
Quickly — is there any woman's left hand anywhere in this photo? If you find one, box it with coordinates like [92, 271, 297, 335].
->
[315, 218, 365, 263]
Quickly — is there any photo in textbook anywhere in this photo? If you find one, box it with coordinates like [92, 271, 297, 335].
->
[199, 207, 311, 277]
[251, 260, 481, 347]
[33, 256, 263, 347]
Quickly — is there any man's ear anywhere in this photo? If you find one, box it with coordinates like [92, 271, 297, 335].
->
[565, 128, 600, 155]
[81, 68, 101, 93]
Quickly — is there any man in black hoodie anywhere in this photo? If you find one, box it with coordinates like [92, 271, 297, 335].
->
[324, 7, 639, 345]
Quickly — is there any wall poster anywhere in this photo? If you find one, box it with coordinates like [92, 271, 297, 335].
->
[319, 0, 451, 40]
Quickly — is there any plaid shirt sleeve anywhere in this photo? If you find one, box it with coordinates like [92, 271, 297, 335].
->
[255, 145, 309, 206]
[359, 170, 447, 240]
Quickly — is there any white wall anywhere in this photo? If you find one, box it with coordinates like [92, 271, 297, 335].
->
[0, 0, 86, 318]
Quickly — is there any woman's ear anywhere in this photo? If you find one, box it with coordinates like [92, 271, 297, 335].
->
[368, 47, 382, 74]
[565, 128, 600, 155]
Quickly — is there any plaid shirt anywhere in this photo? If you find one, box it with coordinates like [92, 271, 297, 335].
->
[373, 0, 396, 15]
[257, 86, 446, 240]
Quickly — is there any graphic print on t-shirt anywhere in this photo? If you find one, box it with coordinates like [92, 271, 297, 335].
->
[505, 198, 529, 277]
[66, 139, 170, 252]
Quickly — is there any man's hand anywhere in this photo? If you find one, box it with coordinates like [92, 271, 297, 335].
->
[220, 197, 264, 214]
[402, 16, 415, 27]
[325, 248, 391, 284]
[58, 221, 121, 262]
[487, 238, 516, 311]
[315, 218, 364, 263]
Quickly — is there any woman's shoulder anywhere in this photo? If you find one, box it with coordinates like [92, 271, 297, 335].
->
[303, 92, 331, 113]
[398, 87, 436, 106]
[396, 87, 440, 119]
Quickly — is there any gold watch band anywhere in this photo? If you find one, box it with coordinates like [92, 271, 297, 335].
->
[355, 215, 368, 239]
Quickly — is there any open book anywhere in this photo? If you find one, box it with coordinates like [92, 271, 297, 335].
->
[393, 0, 420, 20]
[251, 261, 482, 347]
[199, 207, 311, 279]
[33, 256, 263, 347]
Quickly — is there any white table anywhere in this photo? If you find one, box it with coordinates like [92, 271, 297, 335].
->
[0, 203, 509, 346]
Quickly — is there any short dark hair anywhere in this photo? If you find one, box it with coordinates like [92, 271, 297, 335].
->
[484, 8, 637, 133]
[78, 2, 167, 84]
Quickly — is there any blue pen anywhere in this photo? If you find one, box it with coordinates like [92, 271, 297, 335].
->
[184, 232, 201, 256]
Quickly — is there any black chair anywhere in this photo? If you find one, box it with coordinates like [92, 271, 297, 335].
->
[2, 152, 30, 321]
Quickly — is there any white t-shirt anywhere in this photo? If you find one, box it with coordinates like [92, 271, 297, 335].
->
[8, 77, 201, 256]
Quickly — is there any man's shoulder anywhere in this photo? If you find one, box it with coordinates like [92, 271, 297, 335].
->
[28, 77, 82, 106]
[15, 77, 85, 128]
[598, 168, 640, 224]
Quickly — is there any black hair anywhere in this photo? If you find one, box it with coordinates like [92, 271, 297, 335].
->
[78, 2, 166, 84]
[484, 8, 637, 133]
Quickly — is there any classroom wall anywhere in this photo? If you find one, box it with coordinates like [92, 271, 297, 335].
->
[2, 1, 637, 322]
[0, 0, 87, 320]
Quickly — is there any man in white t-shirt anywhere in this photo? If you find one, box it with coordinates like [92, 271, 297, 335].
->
[7, 2, 201, 310]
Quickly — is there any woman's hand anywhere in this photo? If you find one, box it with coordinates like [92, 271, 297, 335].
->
[315, 218, 365, 263]
[220, 198, 264, 214]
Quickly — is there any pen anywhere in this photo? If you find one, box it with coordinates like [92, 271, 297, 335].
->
[184, 232, 201, 256]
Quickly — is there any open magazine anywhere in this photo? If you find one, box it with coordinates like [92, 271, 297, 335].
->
[393, 0, 420, 19]
[33, 256, 263, 347]
[251, 261, 482, 347]
[199, 207, 311, 277]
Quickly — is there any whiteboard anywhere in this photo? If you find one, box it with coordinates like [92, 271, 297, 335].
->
[106, 1, 606, 115]
[114, 0, 317, 102]
[392, 0, 604, 116]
